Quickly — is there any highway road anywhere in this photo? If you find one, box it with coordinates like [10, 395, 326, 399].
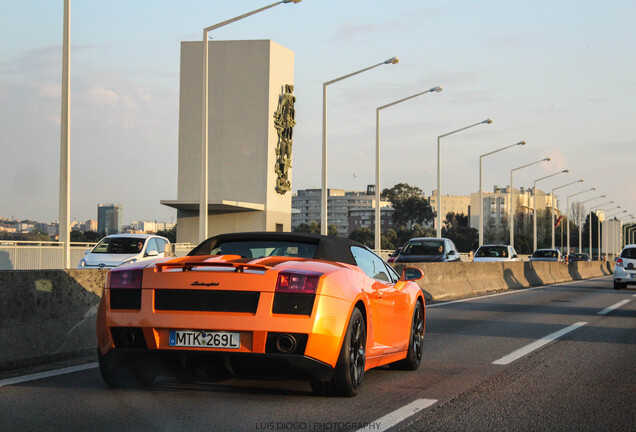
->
[1, 276, 634, 432]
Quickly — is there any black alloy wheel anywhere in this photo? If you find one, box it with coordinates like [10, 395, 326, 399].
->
[391, 300, 425, 370]
[314, 307, 366, 397]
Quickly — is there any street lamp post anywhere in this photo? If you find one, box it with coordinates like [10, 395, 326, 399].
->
[374, 85, 443, 252]
[509, 157, 551, 249]
[589, 201, 614, 259]
[59, 0, 71, 268]
[532, 169, 569, 251]
[565, 188, 595, 255]
[478, 141, 526, 246]
[577, 195, 606, 253]
[321, 56, 400, 235]
[551, 179, 583, 249]
[199, 0, 302, 243]
[436, 119, 493, 238]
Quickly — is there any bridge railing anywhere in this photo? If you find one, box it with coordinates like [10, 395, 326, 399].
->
[0, 241, 97, 270]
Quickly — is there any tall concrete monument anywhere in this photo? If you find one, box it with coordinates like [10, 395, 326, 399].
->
[162, 40, 295, 244]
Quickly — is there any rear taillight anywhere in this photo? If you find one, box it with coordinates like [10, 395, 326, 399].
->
[616, 258, 623, 267]
[109, 269, 143, 289]
[276, 270, 322, 294]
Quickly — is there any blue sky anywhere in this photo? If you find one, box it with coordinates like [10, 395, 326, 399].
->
[1, 0, 634, 225]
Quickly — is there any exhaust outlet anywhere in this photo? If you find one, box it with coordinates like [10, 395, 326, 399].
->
[275, 334, 297, 354]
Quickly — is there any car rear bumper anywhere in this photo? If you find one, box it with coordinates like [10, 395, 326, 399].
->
[101, 347, 334, 381]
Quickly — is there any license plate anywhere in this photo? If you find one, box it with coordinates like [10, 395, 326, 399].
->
[169, 330, 240, 348]
[630, 274, 636, 279]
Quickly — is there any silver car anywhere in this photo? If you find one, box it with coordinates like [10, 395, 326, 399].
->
[614, 245, 636, 289]
[77, 234, 170, 269]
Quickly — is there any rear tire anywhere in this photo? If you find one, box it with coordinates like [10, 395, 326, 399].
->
[391, 300, 425, 371]
[313, 307, 366, 397]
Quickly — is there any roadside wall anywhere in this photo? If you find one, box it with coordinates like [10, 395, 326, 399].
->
[0, 261, 614, 371]
[0, 269, 107, 371]
[391, 261, 615, 302]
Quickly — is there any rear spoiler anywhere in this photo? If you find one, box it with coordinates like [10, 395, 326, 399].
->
[155, 255, 272, 273]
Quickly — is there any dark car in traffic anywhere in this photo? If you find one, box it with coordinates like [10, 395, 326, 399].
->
[567, 253, 591, 262]
[394, 237, 461, 263]
[530, 248, 562, 262]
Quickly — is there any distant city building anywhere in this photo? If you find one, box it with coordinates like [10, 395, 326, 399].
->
[429, 191, 471, 229]
[97, 204, 123, 235]
[81, 220, 98, 232]
[468, 185, 558, 231]
[128, 221, 176, 233]
[292, 186, 390, 237]
[347, 207, 395, 235]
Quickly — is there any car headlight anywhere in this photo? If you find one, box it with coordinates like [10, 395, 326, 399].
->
[78, 259, 86, 268]
[121, 258, 138, 265]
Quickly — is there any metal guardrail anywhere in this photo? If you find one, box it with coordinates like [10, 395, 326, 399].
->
[0, 241, 97, 270]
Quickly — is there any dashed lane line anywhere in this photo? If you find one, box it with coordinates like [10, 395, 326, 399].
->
[357, 398, 438, 432]
[492, 322, 587, 365]
[0, 362, 97, 387]
[598, 299, 631, 315]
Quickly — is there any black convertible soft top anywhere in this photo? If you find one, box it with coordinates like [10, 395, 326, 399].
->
[188, 232, 366, 265]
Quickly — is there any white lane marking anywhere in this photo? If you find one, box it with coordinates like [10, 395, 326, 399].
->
[598, 299, 631, 315]
[0, 362, 98, 387]
[427, 277, 612, 308]
[357, 398, 437, 432]
[492, 322, 587, 365]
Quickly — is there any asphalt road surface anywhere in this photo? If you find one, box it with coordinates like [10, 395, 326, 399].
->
[1, 276, 634, 432]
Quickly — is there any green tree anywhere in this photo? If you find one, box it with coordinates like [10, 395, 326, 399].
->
[442, 212, 478, 252]
[292, 221, 337, 236]
[381, 183, 434, 228]
[156, 226, 177, 243]
[348, 227, 374, 248]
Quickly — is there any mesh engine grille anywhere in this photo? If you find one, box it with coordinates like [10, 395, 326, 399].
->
[154, 289, 260, 313]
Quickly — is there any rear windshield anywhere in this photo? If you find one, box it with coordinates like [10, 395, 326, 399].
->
[475, 246, 509, 258]
[191, 240, 318, 259]
[92, 237, 145, 254]
[621, 248, 636, 259]
[532, 250, 558, 258]
[401, 240, 444, 256]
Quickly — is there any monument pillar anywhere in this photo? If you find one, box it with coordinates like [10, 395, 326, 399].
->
[162, 40, 295, 244]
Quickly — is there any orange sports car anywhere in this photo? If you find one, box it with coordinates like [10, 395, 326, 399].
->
[96, 232, 425, 396]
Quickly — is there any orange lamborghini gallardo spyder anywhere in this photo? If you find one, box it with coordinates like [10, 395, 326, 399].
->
[96, 232, 425, 396]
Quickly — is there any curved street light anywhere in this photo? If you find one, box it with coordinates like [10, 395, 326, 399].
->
[509, 157, 551, 249]
[565, 188, 595, 255]
[551, 179, 584, 249]
[577, 195, 606, 252]
[478, 141, 526, 246]
[374, 85, 443, 252]
[200, 0, 303, 242]
[436, 118, 493, 237]
[321, 56, 400, 235]
[532, 169, 569, 251]
[590, 201, 614, 259]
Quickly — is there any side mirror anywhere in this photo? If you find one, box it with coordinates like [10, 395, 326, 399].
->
[447, 250, 456, 256]
[146, 250, 159, 257]
[401, 267, 423, 281]
[512, 254, 518, 259]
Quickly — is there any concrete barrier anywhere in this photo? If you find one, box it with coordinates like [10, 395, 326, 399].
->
[0, 269, 107, 371]
[392, 261, 615, 302]
[0, 261, 615, 372]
